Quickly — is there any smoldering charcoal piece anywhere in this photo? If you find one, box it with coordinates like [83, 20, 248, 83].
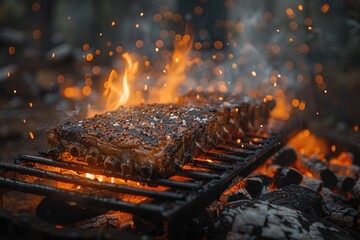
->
[352, 181, 360, 200]
[211, 200, 351, 240]
[299, 156, 337, 188]
[330, 207, 358, 229]
[258, 184, 324, 217]
[223, 189, 252, 203]
[47, 103, 232, 178]
[336, 174, 355, 193]
[238, 177, 264, 198]
[268, 165, 303, 188]
[271, 146, 298, 167]
[301, 176, 323, 192]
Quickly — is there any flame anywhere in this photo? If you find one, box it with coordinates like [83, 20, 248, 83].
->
[329, 152, 353, 167]
[287, 130, 328, 157]
[154, 35, 193, 103]
[88, 53, 138, 117]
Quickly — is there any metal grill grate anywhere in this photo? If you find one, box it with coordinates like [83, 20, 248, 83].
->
[0, 121, 302, 233]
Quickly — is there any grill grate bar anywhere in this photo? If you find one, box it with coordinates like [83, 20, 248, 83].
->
[17, 155, 201, 190]
[204, 151, 245, 162]
[190, 159, 233, 171]
[225, 141, 261, 150]
[214, 145, 254, 156]
[176, 169, 220, 180]
[0, 162, 186, 200]
[0, 177, 165, 216]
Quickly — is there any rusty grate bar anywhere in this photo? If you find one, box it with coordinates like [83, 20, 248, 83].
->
[0, 177, 165, 216]
[214, 146, 254, 156]
[16, 155, 201, 190]
[0, 162, 186, 200]
[176, 169, 220, 180]
[203, 151, 245, 162]
[190, 159, 233, 171]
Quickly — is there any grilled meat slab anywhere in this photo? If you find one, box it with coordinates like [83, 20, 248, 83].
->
[179, 91, 276, 134]
[47, 104, 230, 178]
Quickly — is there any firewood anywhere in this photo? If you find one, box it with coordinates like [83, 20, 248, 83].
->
[36, 196, 108, 225]
[336, 174, 356, 193]
[257, 184, 324, 217]
[223, 189, 252, 204]
[301, 176, 323, 192]
[299, 156, 337, 188]
[322, 188, 354, 215]
[211, 200, 352, 239]
[271, 146, 298, 167]
[238, 177, 264, 198]
[74, 211, 132, 230]
[348, 164, 360, 180]
[330, 207, 358, 229]
[268, 165, 302, 188]
[250, 173, 274, 186]
[352, 181, 360, 201]
[329, 164, 360, 180]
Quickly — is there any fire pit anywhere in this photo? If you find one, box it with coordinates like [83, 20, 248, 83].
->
[1, 1, 360, 239]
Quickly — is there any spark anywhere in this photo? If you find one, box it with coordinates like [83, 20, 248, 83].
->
[7, 72, 10, 78]
[22, 119, 26, 124]
[111, 21, 116, 26]
[140, 12, 144, 16]
[52, 53, 55, 58]
[135, 23, 140, 28]
[144, 84, 148, 91]
[13, 89, 17, 94]
[276, 29, 280, 32]
[324, 90, 327, 93]
[29, 102, 33, 107]
[251, 71, 257, 77]
[29, 131, 35, 139]
[67, 16, 71, 20]
[99, 33, 103, 37]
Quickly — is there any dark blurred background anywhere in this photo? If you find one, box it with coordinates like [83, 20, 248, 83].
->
[0, 0, 360, 159]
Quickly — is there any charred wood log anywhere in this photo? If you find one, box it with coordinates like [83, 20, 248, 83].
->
[223, 189, 252, 204]
[330, 207, 358, 229]
[258, 184, 324, 217]
[329, 164, 360, 180]
[251, 173, 273, 186]
[352, 181, 360, 201]
[301, 176, 323, 192]
[336, 174, 356, 193]
[74, 211, 132, 230]
[322, 188, 356, 215]
[211, 200, 351, 240]
[238, 177, 264, 198]
[268, 165, 303, 188]
[36, 196, 108, 225]
[271, 146, 298, 167]
[299, 156, 337, 188]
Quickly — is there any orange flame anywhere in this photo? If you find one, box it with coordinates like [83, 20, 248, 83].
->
[153, 35, 193, 103]
[88, 53, 138, 117]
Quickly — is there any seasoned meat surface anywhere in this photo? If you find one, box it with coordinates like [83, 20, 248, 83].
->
[47, 103, 229, 178]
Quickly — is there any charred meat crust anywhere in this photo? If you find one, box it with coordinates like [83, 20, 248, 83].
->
[47, 92, 275, 178]
[47, 103, 230, 178]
